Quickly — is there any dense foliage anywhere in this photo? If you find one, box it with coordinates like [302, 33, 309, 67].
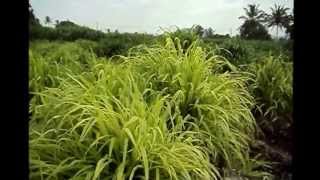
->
[239, 20, 271, 40]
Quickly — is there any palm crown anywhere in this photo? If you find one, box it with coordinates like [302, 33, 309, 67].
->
[239, 4, 266, 23]
[265, 4, 291, 38]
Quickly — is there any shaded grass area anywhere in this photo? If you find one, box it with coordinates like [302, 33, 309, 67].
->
[247, 56, 293, 179]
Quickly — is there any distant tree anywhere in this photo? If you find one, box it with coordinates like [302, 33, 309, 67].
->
[29, 2, 43, 40]
[206, 27, 215, 38]
[193, 25, 204, 37]
[239, 20, 271, 40]
[45, 16, 51, 25]
[202, 29, 208, 38]
[239, 4, 271, 40]
[283, 10, 294, 40]
[29, 3, 40, 26]
[55, 20, 60, 26]
[265, 4, 291, 39]
[285, 20, 294, 40]
[55, 20, 78, 28]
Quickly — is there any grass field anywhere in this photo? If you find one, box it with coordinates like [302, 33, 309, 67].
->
[29, 35, 292, 179]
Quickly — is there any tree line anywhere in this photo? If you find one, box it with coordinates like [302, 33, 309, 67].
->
[29, 2, 293, 41]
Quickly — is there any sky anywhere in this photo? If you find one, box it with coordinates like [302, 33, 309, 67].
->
[30, 0, 293, 37]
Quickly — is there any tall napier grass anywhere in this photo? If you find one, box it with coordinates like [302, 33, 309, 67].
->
[248, 55, 293, 136]
[30, 63, 217, 179]
[125, 37, 267, 174]
[30, 37, 269, 179]
[29, 41, 102, 93]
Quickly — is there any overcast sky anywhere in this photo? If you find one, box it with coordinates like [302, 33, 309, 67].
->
[31, 0, 293, 36]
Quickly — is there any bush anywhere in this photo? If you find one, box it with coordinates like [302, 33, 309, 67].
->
[96, 37, 129, 57]
[94, 33, 156, 57]
[215, 38, 253, 65]
[75, 39, 99, 52]
[30, 26, 56, 41]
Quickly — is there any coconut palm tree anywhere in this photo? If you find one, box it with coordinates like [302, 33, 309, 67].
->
[284, 10, 294, 40]
[238, 4, 270, 40]
[239, 4, 266, 23]
[265, 4, 290, 39]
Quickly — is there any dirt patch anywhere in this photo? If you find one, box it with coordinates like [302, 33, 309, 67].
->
[252, 114, 293, 179]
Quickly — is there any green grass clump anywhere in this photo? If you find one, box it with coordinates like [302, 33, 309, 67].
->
[125, 37, 260, 172]
[30, 67, 216, 179]
[30, 37, 267, 179]
[248, 55, 293, 134]
[158, 27, 205, 53]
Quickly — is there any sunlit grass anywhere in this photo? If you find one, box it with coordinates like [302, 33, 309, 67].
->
[29, 37, 271, 179]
